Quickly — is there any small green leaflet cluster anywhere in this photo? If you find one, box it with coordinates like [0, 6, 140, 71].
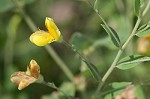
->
[116, 55, 150, 70]
[104, 82, 145, 99]
[136, 21, 150, 37]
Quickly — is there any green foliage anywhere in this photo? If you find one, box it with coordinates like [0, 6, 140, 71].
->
[104, 82, 131, 99]
[1, 0, 150, 98]
[101, 24, 121, 48]
[0, 0, 14, 13]
[135, 85, 145, 99]
[104, 82, 145, 99]
[117, 55, 150, 70]
[0, 0, 36, 13]
[82, 59, 101, 82]
[136, 20, 150, 38]
[136, 28, 150, 37]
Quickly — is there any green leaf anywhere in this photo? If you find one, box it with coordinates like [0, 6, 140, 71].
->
[94, 0, 100, 12]
[82, 59, 101, 82]
[134, 0, 141, 16]
[104, 82, 131, 99]
[136, 28, 150, 37]
[111, 82, 131, 88]
[101, 24, 121, 48]
[117, 55, 150, 70]
[135, 85, 145, 99]
[138, 23, 147, 31]
[68, 33, 101, 81]
[104, 82, 145, 99]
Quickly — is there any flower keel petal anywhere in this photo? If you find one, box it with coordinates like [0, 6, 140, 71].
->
[30, 30, 54, 46]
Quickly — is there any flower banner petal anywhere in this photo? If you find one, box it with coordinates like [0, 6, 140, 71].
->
[45, 17, 61, 41]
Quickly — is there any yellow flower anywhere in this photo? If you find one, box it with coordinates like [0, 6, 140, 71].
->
[45, 17, 61, 41]
[30, 30, 54, 46]
[11, 59, 40, 90]
[30, 17, 61, 46]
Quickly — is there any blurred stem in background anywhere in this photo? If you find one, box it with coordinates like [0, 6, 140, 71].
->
[4, 15, 22, 69]
[12, 0, 74, 82]
[3, 15, 22, 92]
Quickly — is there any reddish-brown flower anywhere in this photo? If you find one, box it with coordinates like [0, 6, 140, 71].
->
[11, 59, 40, 90]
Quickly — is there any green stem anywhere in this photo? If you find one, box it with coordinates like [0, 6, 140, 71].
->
[96, 16, 141, 93]
[62, 40, 85, 61]
[142, 0, 150, 17]
[41, 81, 71, 99]
[45, 45, 74, 82]
[96, 0, 150, 93]
[87, 0, 121, 47]
[12, 0, 74, 82]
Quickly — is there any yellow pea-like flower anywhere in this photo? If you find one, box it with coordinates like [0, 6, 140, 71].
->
[30, 30, 54, 46]
[45, 17, 61, 41]
[29, 17, 61, 46]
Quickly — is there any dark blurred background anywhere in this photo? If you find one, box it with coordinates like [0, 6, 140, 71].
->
[0, 0, 150, 99]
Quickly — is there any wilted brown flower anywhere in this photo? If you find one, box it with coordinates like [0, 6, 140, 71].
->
[11, 59, 40, 90]
[137, 34, 150, 55]
[115, 85, 138, 99]
[74, 75, 86, 91]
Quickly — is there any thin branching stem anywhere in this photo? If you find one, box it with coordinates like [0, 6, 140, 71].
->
[63, 40, 86, 61]
[84, 0, 150, 95]
[95, 0, 150, 93]
[96, 17, 141, 93]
